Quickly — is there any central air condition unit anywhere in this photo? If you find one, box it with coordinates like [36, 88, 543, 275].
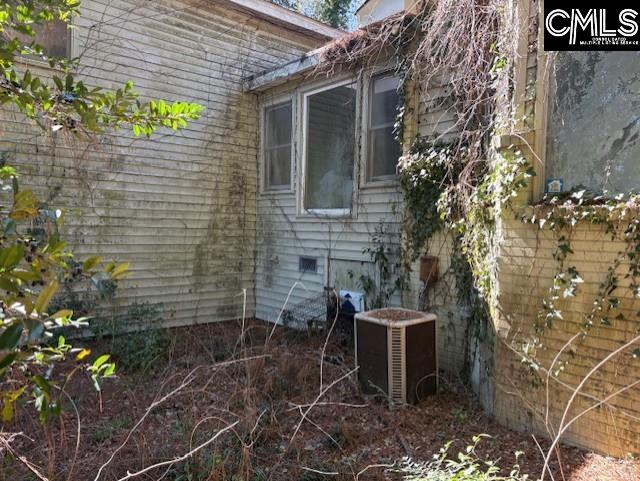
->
[354, 308, 437, 406]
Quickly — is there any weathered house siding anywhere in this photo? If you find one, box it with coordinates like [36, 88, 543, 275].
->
[255, 75, 403, 323]
[404, 77, 470, 377]
[0, 0, 328, 327]
[253, 66, 474, 378]
[487, 0, 640, 457]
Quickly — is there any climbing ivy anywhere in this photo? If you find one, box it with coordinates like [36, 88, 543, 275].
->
[398, 140, 532, 299]
[521, 192, 640, 364]
[398, 141, 455, 259]
[357, 222, 404, 310]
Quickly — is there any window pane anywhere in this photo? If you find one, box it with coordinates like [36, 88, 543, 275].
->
[369, 126, 401, 179]
[8, 20, 69, 58]
[546, 52, 640, 194]
[35, 20, 69, 58]
[265, 103, 292, 147]
[266, 146, 291, 189]
[368, 74, 401, 181]
[305, 84, 356, 211]
[370, 74, 400, 127]
[264, 101, 292, 190]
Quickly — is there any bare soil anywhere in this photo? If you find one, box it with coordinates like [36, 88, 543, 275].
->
[2, 320, 639, 481]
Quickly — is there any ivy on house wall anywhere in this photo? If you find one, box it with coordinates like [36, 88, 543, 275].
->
[520, 193, 640, 366]
[392, 3, 640, 430]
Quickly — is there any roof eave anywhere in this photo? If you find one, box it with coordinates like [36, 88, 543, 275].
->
[355, 0, 372, 14]
[244, 52, 321, 92]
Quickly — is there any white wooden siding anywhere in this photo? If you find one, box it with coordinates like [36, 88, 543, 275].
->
[0, 0, 324, 327]
[255, 75, 404, 323]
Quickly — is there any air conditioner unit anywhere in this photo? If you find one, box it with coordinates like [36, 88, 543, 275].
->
[354, 308, 437, 406]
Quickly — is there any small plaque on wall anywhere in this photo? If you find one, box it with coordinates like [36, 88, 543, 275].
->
[546, 178, 564, 194]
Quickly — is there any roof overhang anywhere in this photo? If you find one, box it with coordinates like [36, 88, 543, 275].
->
[244, 50, 322, 92]
[220, 0, 344, 42]
[355, 0, 370, 14]
[244, 11, 408, 93]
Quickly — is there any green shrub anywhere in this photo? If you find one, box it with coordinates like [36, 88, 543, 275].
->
[109, 302, 170, 374]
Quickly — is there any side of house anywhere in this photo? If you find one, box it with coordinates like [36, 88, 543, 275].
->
[489, 1, 640, 456]
[409, 0, 640, 456]
[0, 0, 338, 327]
[250, 63, 405, 325]
[246, 0, 640, 457]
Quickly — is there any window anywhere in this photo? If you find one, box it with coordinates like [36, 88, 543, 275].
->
[367, 73, 402, 182]
[263, 101, 293, 191]
[545, 52, 640, 195]
[7, 18, 70, 59]
[33, 20, 69, 58]
[304, 82, 357, 214]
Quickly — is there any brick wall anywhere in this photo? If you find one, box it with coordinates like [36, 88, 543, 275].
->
[489, 0, 640, 456]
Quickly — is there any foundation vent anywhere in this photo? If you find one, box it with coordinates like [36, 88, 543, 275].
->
[299, 256, 318, 273]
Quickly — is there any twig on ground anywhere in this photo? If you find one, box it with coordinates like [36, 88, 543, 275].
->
[114, 421, 239, 481]
[288, 367, 359, 447]
[0, 433, 51, 481]
[301, 466, 339, 477]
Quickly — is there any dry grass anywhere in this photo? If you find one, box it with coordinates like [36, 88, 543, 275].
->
[1, 320, 638, 481]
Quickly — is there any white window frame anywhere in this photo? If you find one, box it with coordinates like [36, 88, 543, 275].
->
[299, 77, 359, 218]
[260, 96, 295, 194]
[361, 69, 402, 186]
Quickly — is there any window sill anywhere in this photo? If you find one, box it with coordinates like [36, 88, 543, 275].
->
[360, 178, 400, 190]
[260, 188, 295, 196]
[298, 208, 354, 219]
[14, 56, 65, 71]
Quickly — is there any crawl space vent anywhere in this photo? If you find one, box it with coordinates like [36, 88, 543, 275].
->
[299, 256, 317, 273]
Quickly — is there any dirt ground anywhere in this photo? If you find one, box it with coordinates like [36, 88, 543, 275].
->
[2, 320, 639, 481]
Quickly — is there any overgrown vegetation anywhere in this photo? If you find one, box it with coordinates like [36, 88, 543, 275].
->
[3, 321, 590, 480]
[399, 435, 528, 481]
[109, 302, 171, 373]
[356, 222, 402, 309]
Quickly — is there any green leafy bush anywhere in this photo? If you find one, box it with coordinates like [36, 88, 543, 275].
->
[109, 302, 170, 373]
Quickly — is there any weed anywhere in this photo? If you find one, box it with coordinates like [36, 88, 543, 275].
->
[89, 417, 130, 444]
[165, 451, 225, 481]
[356, 222, 403, 309]
[398, 435, 527, 481]
[109, 302, 170, 373]
[452, 408, 469, 423]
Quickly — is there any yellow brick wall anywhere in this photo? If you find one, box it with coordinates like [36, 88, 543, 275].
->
[488, 0, 640, 457]
[494, 214, 640, 456]
[403, 0, 640, 457]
